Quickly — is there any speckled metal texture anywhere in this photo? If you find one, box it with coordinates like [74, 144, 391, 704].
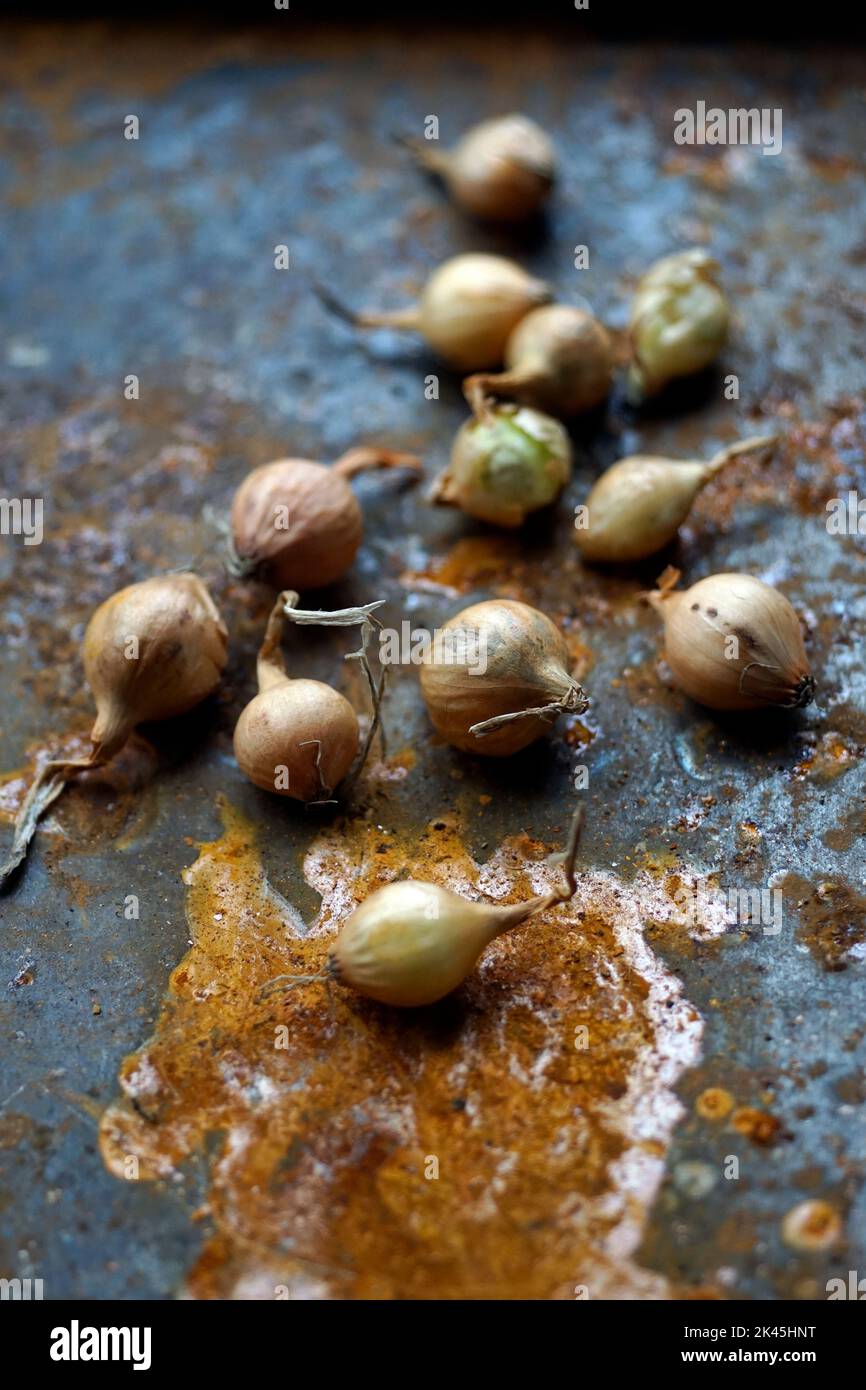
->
[0, 21, 864, 1299]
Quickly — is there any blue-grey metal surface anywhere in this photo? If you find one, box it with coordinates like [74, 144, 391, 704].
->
[0, 21, 864, 1298]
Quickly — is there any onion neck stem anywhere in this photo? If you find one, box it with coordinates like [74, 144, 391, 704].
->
[259, 593, 388, 782]
[256, 592, 295, 691]
[258, 590, 386, 692]
[352, 306, 421, 331]
[313, 281, 420, 333]
[333, 447, 422, 480]
[392, 132, 450, 177]
[463, 365, 542, 417]
[645, 564, 682, 612]
[488, 803, 585, 936]
[705, 433, 777, 477]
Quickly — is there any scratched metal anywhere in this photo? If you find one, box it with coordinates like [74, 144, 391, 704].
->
[0, 21, 865, 1299]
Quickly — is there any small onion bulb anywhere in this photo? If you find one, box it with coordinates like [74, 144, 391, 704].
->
[319, 253, 552, 370]
[627, 249, 730, 403]
[233, 591, 387, 804]
[432, 402, 572, 527]
[402, 113, 556, 223]
[1, 573, 228, 888]
[265, 805, 584, 1008]
[419, 598, 588, 756]
[82, 573, 229, 763]
[647, 568, 815, 712]
[229, 447, 421, 591]
[464, 304, 614, 419]
[577, 434, 777, 563]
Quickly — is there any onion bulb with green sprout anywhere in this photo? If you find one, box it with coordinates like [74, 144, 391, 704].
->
[398, 113, 556, 224]
[419, 598, 588, 756]
[1, 574, 228, 889]
[627, 249, 730, 403]
[464, 304, 614, 419]
[317, 253, 552, 370]
[233, 591, 385, 805]
[576, 434, 777, 563]
[260, 803, 584, 1008]
[228, 447, 421, 591]
[646, 567, 815, 712]
[431, 402, 572, 527]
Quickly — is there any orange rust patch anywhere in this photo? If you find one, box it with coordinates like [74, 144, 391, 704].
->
[781, 1199, 843, 1251]
[400, 535, 527, 597]
[99, 796, 705, 1300]
[792, 731, 861, 781]
[696, 1087, 734, 1121]
[691, 395, 866, 525]
[731, 1106, 781, 1146]
[781, 873, 866, 972]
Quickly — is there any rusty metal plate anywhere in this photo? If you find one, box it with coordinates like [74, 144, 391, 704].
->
[1, 21, 865, 1300]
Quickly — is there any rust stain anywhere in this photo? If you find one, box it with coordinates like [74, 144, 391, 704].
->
[823, 802, 866, 854]
[781, 1199, 843, 1251]
[696, 1087, 733, 1121]
[689, 395, 866, 525]
[0, 732, 160, 855]
[792, 730, 861, 781]
[400, 535, 528, 597]
[731, 1106, 782, 1147]
[99, 795, 709, 1300]
[782, 873, 866, 972]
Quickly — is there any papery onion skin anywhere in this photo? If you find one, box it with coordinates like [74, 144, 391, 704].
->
[419, 598, 585, 756]
[329, 882, 502, 1006]
[83, 573, 228, 762]
[419, 254, 553, 369]
[649, 572, 815, 712]
[230, 449, 420, 591]
[233, 678, 359, 803]
[466, 305, 613, 418]
[231, 460, 362, 590]
[436, 403, 572, 527]
[578, 457, 709, 562]
[439, 114, 556, 223]
[627, 249, 730, 402]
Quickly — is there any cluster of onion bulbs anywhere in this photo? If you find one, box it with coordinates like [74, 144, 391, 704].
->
[1, 109, 820, 1014]
[319, 111, 737, 531]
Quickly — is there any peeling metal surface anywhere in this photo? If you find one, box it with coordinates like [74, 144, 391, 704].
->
[0, 22, 865, 1299]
